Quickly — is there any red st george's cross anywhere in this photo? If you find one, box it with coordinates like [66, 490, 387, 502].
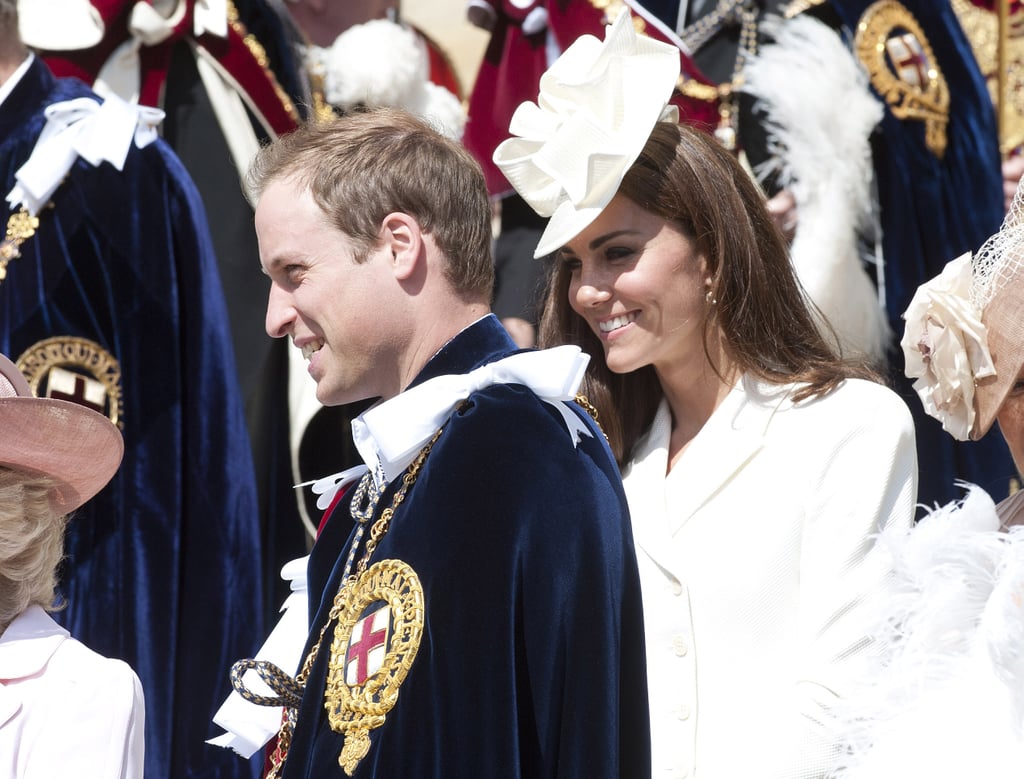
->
[346, 606, 391, 686]
[886, 33, 932, 90]
[46, 366, 106, 416]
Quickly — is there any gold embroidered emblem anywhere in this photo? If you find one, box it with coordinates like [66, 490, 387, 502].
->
[0, 207, 40, 281]
[952, 0, 1024, 154]
[855, 0, 949, 158]
[325, 559, 425, 776]
[16, 337, 123, 428]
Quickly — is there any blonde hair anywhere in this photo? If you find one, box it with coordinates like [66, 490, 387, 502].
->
[0, 468, 68, 633]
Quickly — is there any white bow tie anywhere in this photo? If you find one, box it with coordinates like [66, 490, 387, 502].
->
[7, 94, 163, 215]
[353, 345, 593, 486]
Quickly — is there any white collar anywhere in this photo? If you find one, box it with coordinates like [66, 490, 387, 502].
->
[0, 606, 68, 726]
[0, 605, 68, 680]
[308, 345, 595, 511]
[352, 345, 593, 486]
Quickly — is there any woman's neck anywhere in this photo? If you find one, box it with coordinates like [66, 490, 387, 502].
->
[656, 342, 737, 471]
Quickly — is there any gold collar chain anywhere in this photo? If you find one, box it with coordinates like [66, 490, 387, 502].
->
[680, 0, 753, 53]
[0, 206, 43, 284]
[263, 419, 448, 778]
[675, 0, 761, 151]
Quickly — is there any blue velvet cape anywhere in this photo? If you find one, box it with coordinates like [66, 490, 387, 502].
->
[282, 316, 651, 778]
[0, 59, 263, 779]
[827, 1, 1017, 508]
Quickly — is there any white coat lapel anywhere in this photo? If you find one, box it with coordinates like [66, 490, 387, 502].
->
[623, 401, 676, 578]
[0, 684, 20, 729]
[664, 383, 769, 532]
[665, 378, 794, 528]
[624, 379, 791, 574]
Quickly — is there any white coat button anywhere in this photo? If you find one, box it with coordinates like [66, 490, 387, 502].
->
[673, 636, 689, 656]
[676, 705, 691, 720]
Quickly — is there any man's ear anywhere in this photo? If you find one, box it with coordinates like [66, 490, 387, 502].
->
[379, 212, 423, 281]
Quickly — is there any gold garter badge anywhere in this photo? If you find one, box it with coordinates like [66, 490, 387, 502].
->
[855, 0, 950, 158]
[952, 0, 1024, 155]
[325, 559, 424, 776]
[16, 337, 123, 428]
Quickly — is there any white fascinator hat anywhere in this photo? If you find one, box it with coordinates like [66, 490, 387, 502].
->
[902, 183, 1024, 442]
[0, 352, 123, 512]
[492, 11, 681, 259]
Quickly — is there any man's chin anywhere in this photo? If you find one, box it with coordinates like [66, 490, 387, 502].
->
[317, 386, 380, 409]
[315, 386, 342, 407]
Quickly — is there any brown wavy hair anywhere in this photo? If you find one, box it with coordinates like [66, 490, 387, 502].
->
[539, 121, 880, 464]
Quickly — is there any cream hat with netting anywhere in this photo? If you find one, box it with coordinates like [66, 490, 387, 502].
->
[902, 184, 1024, 441]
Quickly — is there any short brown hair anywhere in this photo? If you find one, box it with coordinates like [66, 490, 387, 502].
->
[540, 121, 879, 463]
[247, 107, 494, 298]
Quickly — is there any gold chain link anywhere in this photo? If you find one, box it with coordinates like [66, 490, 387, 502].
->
[265, 421, 447, 777]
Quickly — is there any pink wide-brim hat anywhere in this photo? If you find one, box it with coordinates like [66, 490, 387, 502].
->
[0, 352, 123, 512]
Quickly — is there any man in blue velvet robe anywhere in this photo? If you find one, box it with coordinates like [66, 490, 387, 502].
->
[242, 107, 651, 777]
[24, 0, 324, 630]
[0, 6, 264, 777]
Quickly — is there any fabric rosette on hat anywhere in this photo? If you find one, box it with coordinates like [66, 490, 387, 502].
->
[902, 180, 1024, 442]
[901, 252, 995, 441]
[492, 10, 681, 259]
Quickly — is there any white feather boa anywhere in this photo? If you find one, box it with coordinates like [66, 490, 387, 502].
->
[741, 15, 890, 363]
[829, 484, 1024, 778]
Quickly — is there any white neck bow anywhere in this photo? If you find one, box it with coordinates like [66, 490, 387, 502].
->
[358, 345, 593, 486]
[7, 94, 163, 216]
[306, 345, 594, 511]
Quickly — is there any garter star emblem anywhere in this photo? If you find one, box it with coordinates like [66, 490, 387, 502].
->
[325, 559, 424, 776]
[15, 337, 123, 428]
[855, 0, 949, 158]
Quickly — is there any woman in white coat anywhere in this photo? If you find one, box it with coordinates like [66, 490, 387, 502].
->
[494, 12, 918, 778]
[0, 352, 144, 778]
